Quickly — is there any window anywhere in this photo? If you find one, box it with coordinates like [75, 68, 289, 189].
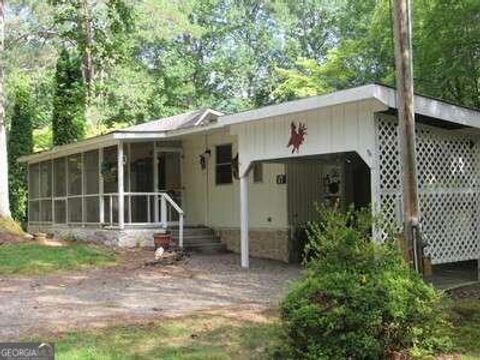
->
[215, 144, 233, 185]
[253, 163, 263, 183]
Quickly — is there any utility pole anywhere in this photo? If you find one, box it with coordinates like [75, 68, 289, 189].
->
[391, 0, 423, 274]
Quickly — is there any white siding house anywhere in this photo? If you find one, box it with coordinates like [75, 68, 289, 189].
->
[19, 84, 480, 268]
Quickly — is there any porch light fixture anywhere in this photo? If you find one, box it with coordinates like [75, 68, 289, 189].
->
[199, 148, 211, 170]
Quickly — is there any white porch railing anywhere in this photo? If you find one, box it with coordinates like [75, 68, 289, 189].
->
[103, 191, 184, 248]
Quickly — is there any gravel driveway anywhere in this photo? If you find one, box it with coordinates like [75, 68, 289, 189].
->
[0, 250, 300, 340]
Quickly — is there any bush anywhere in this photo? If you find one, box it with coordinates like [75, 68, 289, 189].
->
[280, 208, 450, 359]
[8, 84, 33, 226]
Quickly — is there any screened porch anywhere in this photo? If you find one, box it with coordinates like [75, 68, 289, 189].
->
[27, 141, 184, 239]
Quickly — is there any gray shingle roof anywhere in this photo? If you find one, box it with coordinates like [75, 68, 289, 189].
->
[121, 108, 222, 132]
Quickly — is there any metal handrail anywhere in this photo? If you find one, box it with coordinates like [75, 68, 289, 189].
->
[163, 192, 184, 214]
[102, 191, 184, 248]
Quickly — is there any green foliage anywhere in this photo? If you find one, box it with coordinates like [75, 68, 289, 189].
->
[414, 0, 480, 108]
[52, 48, 86, 146]
[0, 242, 117, 275]
[4, 0, 480, 151]
[32, 125, 53, 152]
[7, 83, 33, 226]
[274, 59, 334, 101]
[280, 208, 451, 359]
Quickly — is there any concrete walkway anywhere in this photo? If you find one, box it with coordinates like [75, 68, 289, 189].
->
[0, 251, 300, 340]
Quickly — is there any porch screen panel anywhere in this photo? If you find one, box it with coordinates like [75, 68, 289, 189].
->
[103, 146, 118, 193]
[29, 163, 40, 199]
[103, 195, 118, 224]
[375, 115, 480, 264]
[84, 150, 99, 194]
[40, 161, 52, 198]
[53, 158, 66, 224]
[40, 161, 53, 224]
[68, 197, 82, 223]
[54, 200, 66, 223]
[85, 197, 99, 223]
[54, 158, 66, 197]
[28, 163, 41, 222]
[68, 154, 82, 195]
[29, 200, 40, 222]
[129, 142, 153, 192]
[41, 199, 52, 222]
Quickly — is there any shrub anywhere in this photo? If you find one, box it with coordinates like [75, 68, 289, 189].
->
[8, 84, 33, 226]
[280, 208, 450, 359]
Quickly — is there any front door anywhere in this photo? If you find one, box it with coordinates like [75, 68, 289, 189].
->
[156, 150, 183, 220]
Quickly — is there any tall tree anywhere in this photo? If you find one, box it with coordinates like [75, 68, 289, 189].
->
[8, 83, 33, 224]
[48, 0, 134, 100]
[0, 0, 10, 218]
[414, 0, 480, 108]
[52, 47, 86, 146]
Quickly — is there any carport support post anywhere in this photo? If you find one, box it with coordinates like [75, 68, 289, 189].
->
[240, 174, 249, 268]
[118, 141, 125, 229]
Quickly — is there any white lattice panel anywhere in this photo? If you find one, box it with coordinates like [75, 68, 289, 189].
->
[375, 115, 480, 264]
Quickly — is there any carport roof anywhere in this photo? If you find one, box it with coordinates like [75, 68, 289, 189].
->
[220, 84, 480, 129]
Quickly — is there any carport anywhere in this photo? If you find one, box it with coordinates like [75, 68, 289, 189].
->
[221, 84, 480, 276]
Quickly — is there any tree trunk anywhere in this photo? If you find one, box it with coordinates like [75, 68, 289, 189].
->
[82, 0, 93, 100]
[0, 0, 10, 218]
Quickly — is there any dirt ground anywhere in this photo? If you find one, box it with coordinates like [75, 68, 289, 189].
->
[0, 250, 300, 340]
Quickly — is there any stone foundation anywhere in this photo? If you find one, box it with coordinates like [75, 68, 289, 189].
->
[27, 225, 159, 248]
[217, 228, 291, 263]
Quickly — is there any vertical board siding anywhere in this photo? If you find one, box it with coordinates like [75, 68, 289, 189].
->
[232, 100, 379, 175]
[181, 129, 289, 229]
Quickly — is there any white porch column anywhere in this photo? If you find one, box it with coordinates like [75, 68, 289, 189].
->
[99, 147, 105, 225]
[117, 142, 125, 229]
[240, 174, 249, 268]
[153, 141, 159, 223]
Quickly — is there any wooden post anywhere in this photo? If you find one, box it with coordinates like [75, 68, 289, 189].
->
[240, 174, 249, 268]
[392, 0, 423, 274]
[160, 195, 167, 228]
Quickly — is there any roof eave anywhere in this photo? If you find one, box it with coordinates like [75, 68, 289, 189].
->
[18, 133, 117, 163]
[219, 84, 480, 129]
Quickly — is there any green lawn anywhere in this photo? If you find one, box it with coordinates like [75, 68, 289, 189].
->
[0, 242, 118, 275]
[449, 298, 480, 360]
[42, 297, 480, 360]
[50, 314, 281, 360]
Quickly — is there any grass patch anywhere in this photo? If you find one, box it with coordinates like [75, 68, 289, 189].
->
[37, 297, 480, 360]
[0, 242, 118, 275]
[449, 298, 480, 359]
[48, 314, 281, 360]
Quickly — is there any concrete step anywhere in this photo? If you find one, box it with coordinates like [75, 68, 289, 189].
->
[170, 227, 214, 237]
[184, 242, 227, 254]
[170, 226, 226, 253]
[180, 235, 217, 245]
